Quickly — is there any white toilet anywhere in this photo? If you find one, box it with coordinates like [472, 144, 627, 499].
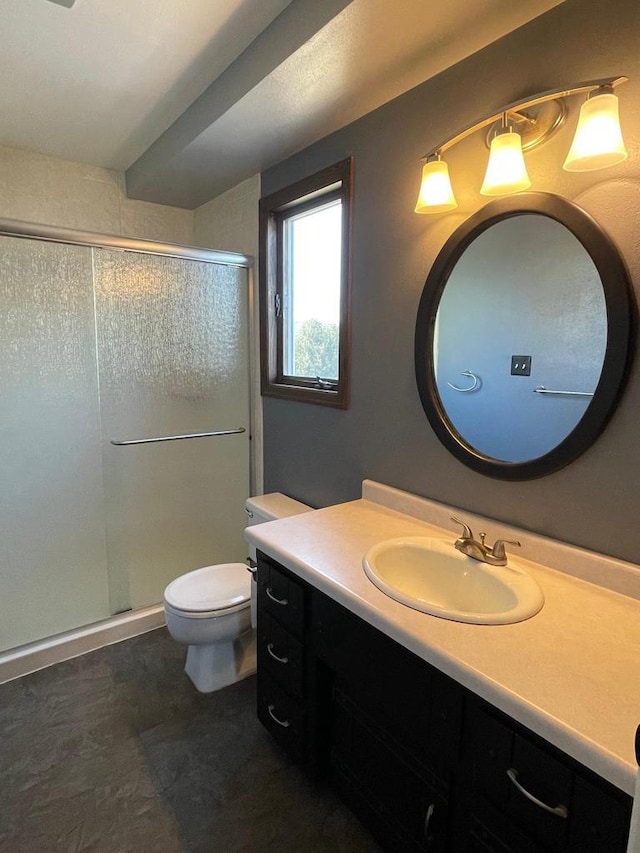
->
[163, 493, 311, 693]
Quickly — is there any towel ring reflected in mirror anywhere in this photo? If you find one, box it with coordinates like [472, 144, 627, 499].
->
[447, 371, 482, 393]
[415, 193, 635, 480]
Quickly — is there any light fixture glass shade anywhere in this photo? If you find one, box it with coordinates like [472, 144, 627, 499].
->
[414, 159, 458, 214]
[480, 130, 531, 196]
[563, 91, 627, 171]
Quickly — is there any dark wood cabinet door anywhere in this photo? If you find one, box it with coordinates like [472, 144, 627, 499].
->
[459, 811, 546, 853]
[569, 775, 631, 853]
[332, 688, 448, 852]
[312, 586, 462, 791]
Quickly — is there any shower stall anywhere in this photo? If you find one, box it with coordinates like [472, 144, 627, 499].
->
[0, 223, 252, 657]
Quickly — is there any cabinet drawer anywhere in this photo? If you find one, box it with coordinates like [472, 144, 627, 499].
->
[257, 671, 305, 763]
[258, 556, 305, 637]
[467, 703, 513, 805]
[463, 699, 632, 853]
[257, 610, 304, 697]
[466, 702, 571, 852]
[507, 733, 572, 851]
[569, 775, 631, 853]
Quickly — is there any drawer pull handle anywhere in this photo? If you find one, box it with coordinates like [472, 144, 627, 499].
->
[266, 587, 288, 606]
[423, 802, 435, 843]
[506, 768, 569, 818]
[267, 704, 290, 728]
[267, 642, 289, 665]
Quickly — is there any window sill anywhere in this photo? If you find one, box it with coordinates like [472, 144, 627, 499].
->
[261, 379, 349, 409]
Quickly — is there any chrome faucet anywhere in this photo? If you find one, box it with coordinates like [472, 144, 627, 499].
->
[450, 516, 521, 566]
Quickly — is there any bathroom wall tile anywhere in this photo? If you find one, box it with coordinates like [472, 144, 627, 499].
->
[0, 144, 194, 244]
[193, 173, 260, 256]
[0, 145, 121, 233]
[119, 185, 194, 244]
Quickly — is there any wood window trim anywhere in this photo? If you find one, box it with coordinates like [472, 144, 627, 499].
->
[259, 158, 353, 408]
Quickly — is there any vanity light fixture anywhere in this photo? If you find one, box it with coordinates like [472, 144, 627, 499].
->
[563, 86, 628, 171]
[480, 115, 531, 196]
[414, 155, 458, 213]
[415, 77, 628, 214]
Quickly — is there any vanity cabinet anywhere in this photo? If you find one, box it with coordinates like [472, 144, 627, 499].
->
[256, 554, 309, 763]
[455, 698, 632, 853]
[313, 589, 462, 852]
[255, 552, 632, 853]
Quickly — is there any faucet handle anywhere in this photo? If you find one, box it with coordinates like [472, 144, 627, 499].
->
[450, 516, 473, 539]
[491, 538, 521, 560]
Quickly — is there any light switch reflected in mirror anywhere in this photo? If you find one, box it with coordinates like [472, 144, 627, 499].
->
[415, 193, 634, 480]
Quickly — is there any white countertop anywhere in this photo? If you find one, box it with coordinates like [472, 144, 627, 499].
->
[246, 484, 640, 796]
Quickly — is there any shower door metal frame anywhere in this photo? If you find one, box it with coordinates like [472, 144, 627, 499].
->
[0, 215, 262, 494]
[0, 217, 252, 267]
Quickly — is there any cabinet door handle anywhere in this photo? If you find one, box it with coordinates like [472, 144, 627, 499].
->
[267, 704, 290, 728]
[266, 587, 288, 606]
[506, 768, 569, 818]
[423, 802, 435, 843]
[267, 642, 289, 664]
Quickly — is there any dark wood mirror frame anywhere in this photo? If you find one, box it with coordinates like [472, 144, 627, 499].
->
[414, 193, 636, 480]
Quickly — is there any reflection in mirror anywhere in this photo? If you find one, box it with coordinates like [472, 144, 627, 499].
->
[415, 194, 634, 480]
[434, 214, 606, 462]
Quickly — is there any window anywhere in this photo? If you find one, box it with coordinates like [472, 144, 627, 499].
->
[259, 158, 352, 407]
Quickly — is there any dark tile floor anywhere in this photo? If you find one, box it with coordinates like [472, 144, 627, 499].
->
[0, 629, 382, 853]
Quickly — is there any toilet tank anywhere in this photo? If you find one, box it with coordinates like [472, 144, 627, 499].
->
[245, 493, 312, 561]
[245, 493, 312, 527]
[245, 493, 311, 627]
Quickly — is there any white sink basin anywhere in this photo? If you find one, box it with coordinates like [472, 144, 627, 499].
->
[363, 536, 544, 625]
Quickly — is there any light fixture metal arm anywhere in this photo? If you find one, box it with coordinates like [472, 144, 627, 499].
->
[421, 77, 627, 161]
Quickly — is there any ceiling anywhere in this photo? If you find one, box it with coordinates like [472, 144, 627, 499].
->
[3, 0, 564, 209]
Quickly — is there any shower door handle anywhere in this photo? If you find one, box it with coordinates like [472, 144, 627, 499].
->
[110, 427, 245, 446]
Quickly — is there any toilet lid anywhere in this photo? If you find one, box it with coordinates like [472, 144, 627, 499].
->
[163, 562, 251, 613]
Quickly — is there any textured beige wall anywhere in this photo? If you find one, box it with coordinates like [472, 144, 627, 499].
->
[194, 173, 263, 494]
[0, 144, 193, 244]
[193, 173, 260, 257]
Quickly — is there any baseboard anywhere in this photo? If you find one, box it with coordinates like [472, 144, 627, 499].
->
[0, 605, 166, 685]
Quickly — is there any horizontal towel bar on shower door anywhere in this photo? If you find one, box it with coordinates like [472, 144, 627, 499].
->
[533, 386, 594, 398]
[110, 428, 246, 446]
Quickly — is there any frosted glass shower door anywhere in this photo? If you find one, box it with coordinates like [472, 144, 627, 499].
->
[0, 237, 110, 651]
[94, 251, 250, 613]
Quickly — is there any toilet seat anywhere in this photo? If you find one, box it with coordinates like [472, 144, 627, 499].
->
[164, 562, 250, 616]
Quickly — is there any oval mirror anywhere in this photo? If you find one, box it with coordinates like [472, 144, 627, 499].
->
[415, 193, 634, 480]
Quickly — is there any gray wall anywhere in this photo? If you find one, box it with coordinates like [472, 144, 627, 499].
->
[261, 0, 640, 564]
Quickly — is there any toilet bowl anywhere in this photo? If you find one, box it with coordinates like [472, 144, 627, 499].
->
[163, 493, 311, 693]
